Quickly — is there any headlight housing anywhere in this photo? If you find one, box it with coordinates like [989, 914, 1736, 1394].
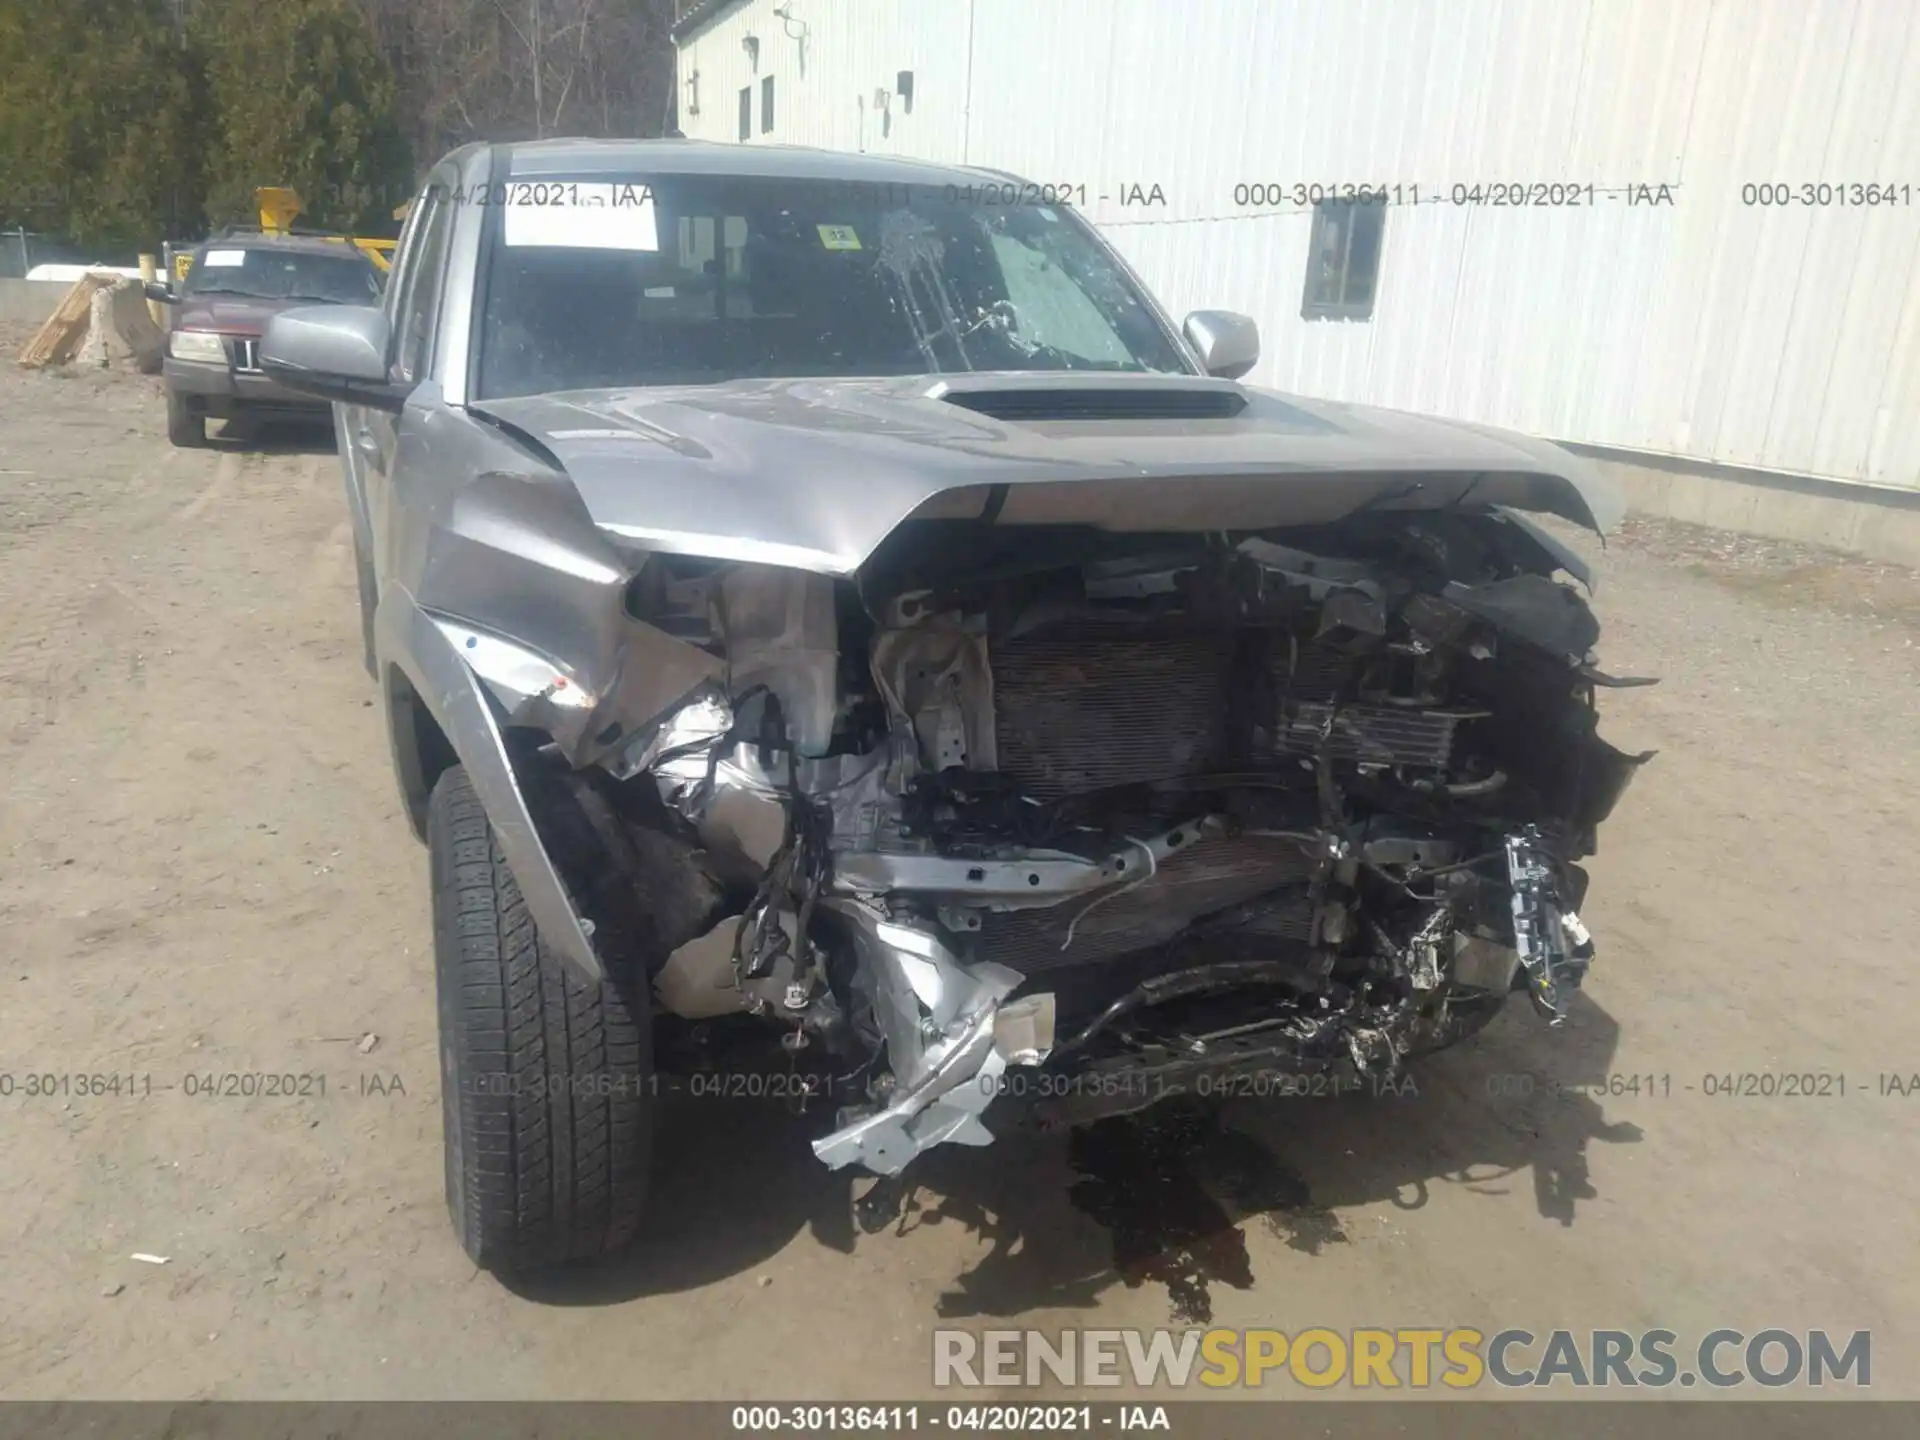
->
[167, 329, 227, 363]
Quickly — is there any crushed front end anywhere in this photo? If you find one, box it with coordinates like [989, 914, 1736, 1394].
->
[550, 507, 1649, 1176]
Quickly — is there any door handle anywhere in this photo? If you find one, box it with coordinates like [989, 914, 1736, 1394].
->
[352, 429, 380, 459]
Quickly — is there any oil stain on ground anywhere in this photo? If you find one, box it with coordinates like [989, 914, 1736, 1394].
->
[1067, 1101, 1346, 1324]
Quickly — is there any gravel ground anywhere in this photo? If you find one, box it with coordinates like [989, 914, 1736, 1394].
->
[1, 331, 1917, 1403]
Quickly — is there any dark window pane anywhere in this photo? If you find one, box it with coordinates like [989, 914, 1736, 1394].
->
[183, 246, 382, 305]
[761, 76, 775, 133]
[1344, 204, 1384, 305]
[738, 86, 751, 141]
[1304, 201, 1350, 307]
[1302, 199, 1383, 320]
[396, 193, 452, 380]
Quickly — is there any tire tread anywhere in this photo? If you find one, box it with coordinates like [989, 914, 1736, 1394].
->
[429, 765, 650, 1270]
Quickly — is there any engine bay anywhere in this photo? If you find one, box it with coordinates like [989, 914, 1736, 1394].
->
[597, 507, 1651, 1175]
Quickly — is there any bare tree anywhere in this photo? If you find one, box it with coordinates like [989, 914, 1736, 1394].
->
[364, 0, 675, 159]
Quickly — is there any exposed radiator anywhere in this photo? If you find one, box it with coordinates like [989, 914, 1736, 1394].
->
[1270, 699, 1468, 771]
[1264, 644, 1472, 770]
[990, 624, 1471, 797]
[992, 628, 1236, 798]
[973, 832, 1318, 973]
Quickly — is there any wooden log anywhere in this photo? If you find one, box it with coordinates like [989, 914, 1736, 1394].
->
[17, 273, 112, 369]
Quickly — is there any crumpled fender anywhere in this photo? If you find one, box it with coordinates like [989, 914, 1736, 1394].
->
[378, 583, 605, 985]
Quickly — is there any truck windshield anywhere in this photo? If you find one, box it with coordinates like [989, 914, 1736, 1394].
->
[474, 174, 1191, 399]
[184, 246, 384, 304]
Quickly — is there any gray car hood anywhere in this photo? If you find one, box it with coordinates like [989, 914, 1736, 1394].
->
[472, 372, 1620, 576]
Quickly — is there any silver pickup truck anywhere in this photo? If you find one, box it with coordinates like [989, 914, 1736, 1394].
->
[261, 138, 1648, 1275]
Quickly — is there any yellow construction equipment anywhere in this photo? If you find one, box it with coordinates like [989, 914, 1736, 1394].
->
[256, 186, 304, 235]
[169, 187, 398, 284]
[255, 187, 398, 269]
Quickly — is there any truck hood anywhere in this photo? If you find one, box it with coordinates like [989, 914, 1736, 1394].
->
[174, 295, 296, 337]
[471, 372, 1620, 576]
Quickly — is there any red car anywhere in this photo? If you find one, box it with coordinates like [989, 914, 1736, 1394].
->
[151, 234, 384, 447]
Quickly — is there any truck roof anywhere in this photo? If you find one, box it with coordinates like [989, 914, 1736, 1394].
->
[196, 233, 381, 261]
[492, 137, 1010, 191]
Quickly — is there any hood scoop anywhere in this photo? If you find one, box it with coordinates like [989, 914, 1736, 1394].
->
[935, 385, 1249, 423]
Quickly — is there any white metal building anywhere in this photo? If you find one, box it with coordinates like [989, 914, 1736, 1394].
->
[672, 0, 1920, 496]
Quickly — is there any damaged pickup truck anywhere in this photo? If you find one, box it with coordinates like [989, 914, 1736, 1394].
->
[260, 140, 1650, 1272]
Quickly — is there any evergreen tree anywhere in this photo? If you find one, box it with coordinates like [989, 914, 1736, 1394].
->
[0, 0, 676, 253]
[192, 0, 410, 233]
[0, 0, 204, 247]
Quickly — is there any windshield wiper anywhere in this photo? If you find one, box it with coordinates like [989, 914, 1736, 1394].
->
[185, 286, 264, 299]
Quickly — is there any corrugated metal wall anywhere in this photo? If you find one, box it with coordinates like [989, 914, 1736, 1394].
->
[679, 0, 1920, 492]
[676, 1, 973, 159]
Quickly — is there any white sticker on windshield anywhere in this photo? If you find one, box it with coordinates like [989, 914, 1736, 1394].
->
[502, 182, 658, 251]
[202, 249, 247, 267]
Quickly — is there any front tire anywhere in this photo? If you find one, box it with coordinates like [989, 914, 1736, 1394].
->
[166, 392, 206, 448]
[429, 765, 653, 1271]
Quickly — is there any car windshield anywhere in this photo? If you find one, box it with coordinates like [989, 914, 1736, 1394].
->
[185, 245, 384, 304]
[474, 174, 1192, 399]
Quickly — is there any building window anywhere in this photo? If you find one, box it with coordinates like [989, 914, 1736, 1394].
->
[1301, 200, 1384, 321]
[761, 75, 775, 133]
[738, 86, 751, 141]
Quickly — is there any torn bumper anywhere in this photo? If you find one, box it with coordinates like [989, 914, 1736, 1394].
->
[811, 907, 1055, 1175]
[164, 355, 327, 417]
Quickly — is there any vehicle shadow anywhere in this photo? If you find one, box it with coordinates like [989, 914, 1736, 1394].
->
[508, 990, 1637, 1321]
[208, 414, 336, 455]
[499, 1090, 859, 1306]
[909, 989, 1638, 1324]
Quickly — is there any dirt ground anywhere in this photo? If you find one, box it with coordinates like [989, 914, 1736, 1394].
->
[2, 333, 1918, 1403]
